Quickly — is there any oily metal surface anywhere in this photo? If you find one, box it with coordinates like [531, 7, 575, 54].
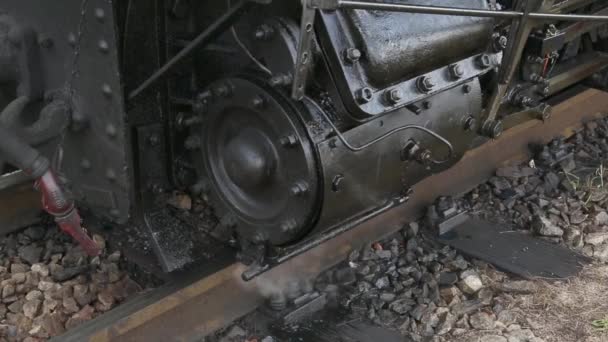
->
[55, 88, 608, 342]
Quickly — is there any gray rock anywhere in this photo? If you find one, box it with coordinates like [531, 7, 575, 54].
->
[585, 232, 608, 246]
[222, 325, 247, 340]
[505, 328, 536, 342]
[459, 270, 483, 295]
[497, 309, 517, 325]
[594, 244, 608, 262]
[10, 264, 28, 274]
[389, 298, 415, 315]
[31, 264, 49, 277]
[532, 215, 563, 237]
[63, 297, 79, 313]
[374, 276, 390, 290]
[438, 272, 458, 287]
[452, 299, 485, 317]
[23, 226, 46, 241]
[18, 245, 42, 265]
[2, 284, 15, 298]
[435, 312, 457, 335]
[469, 311, 496, 330]
[25, 290, 42, 301]
[595, 211, 608, 225]
[52, 265, 89, 282]
[22, 299, 41, 319]
[498, 280, 538, 294]
[479, 335, 507, 342]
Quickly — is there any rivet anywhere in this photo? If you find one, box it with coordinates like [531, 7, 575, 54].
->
[280, 219, 297, 232]
[39, 37, 54, 49]
[462, 84, 472, 94]
[148, 134, 160, 146]
[105, 168, 117, 181]
[101, 84, 112, 97]
[94, 8, 106, 22]
[98, 39, 109, 53]
[105, 124, 117, 137]
[80, 159, 91, 170]
[252, 96, 266, 108]
[185, 136, 201, 150]
[67, 33, 77, 47]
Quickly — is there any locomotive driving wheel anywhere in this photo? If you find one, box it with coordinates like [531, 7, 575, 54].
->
[191, 77, 321, 246]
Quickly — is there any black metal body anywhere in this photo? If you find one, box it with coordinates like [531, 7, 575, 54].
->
[2, 0, 608, 276]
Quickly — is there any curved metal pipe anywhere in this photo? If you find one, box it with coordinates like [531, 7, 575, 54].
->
[317, 108, 454, 164]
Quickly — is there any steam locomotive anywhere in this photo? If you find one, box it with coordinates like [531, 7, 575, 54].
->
[2, 0, 608, 278]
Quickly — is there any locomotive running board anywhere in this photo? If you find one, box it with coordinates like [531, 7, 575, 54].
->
[438, 214, 589, 279]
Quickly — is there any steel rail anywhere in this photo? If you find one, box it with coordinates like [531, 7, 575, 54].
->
[53, 87, 608, 342]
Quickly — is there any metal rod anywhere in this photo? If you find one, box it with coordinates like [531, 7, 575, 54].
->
[335, 0, 608, 22]
[128, 0, 251, 100]
[337, 0, 521, 19]
[317, 106, 454, 164]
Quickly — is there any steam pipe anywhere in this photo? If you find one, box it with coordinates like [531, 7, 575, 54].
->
[0, 97, 100, 256]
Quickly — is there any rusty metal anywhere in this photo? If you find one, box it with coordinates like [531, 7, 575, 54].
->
[55, 88, 608, 341]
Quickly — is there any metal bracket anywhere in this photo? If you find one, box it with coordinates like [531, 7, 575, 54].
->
[291, 1, 317, 100]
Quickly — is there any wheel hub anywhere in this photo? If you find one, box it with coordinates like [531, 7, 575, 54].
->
[191, 77, 320, 246]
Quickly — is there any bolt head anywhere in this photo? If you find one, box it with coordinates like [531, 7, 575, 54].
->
[477, 54, 492, 68]
[344, 48, 362, 63]
[386, 88, 403, 104]
[463, 116, 476, 131]
[448, 64, 464, 79]
[481, 120, 503, 139]
[280, 135, 298, 147]
[494, 35, 508, 51]
[356, 87, 373, 104]
[538, 103, 552, 121]
[462, 84, 472, 94]
[416, 76, 435, 93]
[254, 24, 275, 41]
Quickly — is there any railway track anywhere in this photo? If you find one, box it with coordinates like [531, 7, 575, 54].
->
[5, 86, 605, 341]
